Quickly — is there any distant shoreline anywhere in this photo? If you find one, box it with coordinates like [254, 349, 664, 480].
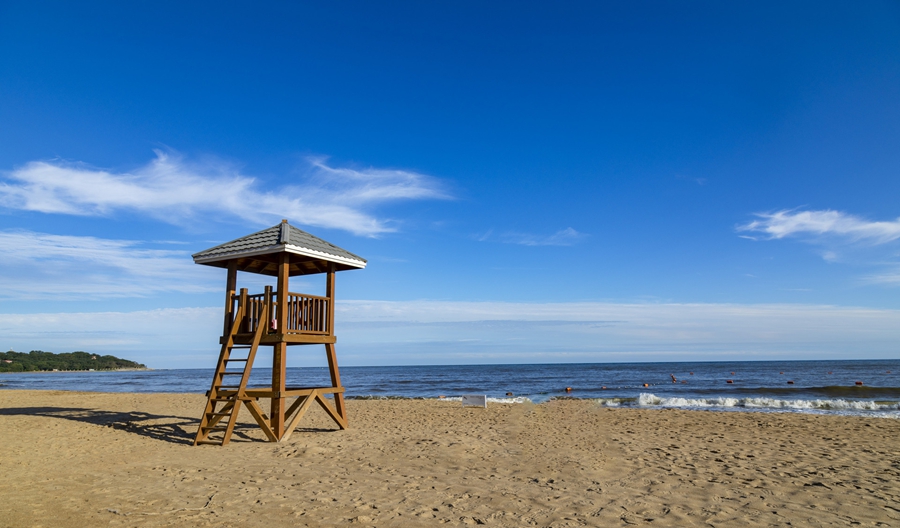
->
[0, 367, 153, 374]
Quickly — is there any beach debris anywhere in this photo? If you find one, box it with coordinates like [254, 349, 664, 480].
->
[107, 494, 216, 516]
[462, 394, 487, 408]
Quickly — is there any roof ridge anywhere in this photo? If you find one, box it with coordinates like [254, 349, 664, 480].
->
[279, 221, 291, 245]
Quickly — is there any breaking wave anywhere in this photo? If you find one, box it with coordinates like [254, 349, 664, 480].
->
[625, 393, 900, 415]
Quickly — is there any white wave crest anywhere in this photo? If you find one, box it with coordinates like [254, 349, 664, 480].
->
[434, 396, 532, 404]
[487, 396, 532, 404]
[636, 392, 900, 412]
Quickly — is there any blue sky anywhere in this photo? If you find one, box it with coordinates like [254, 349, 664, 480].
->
[1, 1, 899, 367]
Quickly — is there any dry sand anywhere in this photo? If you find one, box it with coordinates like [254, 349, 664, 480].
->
[1, 390, 898, 527]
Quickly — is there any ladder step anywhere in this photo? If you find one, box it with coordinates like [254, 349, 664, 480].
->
[224, 358, 248, 362]
[231, 346, 252, 349]
[219, 371, 244, 375]
[202, 425, 228, 432]
[216, 385, 242, 389]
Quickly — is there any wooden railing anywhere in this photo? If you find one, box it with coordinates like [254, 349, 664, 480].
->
[238, 293, 274, 333]
[230, 289, 330, 335]
[284, 292, 330, 335]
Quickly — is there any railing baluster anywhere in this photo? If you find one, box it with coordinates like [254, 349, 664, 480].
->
[237, 291, 330, 335]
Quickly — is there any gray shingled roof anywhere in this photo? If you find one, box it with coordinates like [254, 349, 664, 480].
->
[192, 222, 366, 271]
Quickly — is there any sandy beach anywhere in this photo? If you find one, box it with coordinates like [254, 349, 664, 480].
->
[1, 390, 898, 527]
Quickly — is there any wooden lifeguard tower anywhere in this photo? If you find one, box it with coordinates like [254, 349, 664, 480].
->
[191, 220, 366, 445]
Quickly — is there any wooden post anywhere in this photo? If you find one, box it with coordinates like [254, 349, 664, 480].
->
[223, 261, 237, 337]
[326, 264, 335, 335]
[271, 252, 290, 439]
[324, 264, 346, 424]
[238, 288, 249, 333]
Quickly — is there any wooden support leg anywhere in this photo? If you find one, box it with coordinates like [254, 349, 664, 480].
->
[314, 392, 347, 430]
[244, 398, 278, 442]
[325, 342, 347, 426]
[280, 393, 316, 443]
[271, 342, 287, 439]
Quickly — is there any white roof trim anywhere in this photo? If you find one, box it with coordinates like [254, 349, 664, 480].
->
[193, 243, 366, 269]
[284, 243, 367, 268]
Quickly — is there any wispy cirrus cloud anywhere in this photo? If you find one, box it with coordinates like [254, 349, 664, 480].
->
[0, 230, 218, 300]
[864, 268, 900, 286]
[738, 208, 900, 286]
[0, 151, 450, 236]
[477, 227, 586, 246]
[738, 209, 900, 244]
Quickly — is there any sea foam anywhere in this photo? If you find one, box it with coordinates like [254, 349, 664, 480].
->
[630, 392, 900, 415]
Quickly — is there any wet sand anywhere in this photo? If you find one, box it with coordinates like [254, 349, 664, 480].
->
[1, 389, 898, 527]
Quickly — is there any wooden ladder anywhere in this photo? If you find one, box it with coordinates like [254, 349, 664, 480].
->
[194, 287, 270, 446]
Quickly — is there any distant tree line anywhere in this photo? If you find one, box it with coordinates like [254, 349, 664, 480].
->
[0, 350, 147, 372]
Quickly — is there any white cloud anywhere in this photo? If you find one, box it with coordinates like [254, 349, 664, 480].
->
[739, 209, 900, 244]
[499, 227, 586, 246]
[739, 209, 900, 283]
[334, 300, 900, 363]
[0, 230, 218, 299]
[0, 151, 450, 236]
[864, 268, 900, 286]
[5, 300, 894, 368]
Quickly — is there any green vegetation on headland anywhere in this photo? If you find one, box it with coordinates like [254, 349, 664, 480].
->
[0, 350, 147, 372]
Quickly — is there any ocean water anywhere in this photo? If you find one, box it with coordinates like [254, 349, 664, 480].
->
[1, 360, 898, 418]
